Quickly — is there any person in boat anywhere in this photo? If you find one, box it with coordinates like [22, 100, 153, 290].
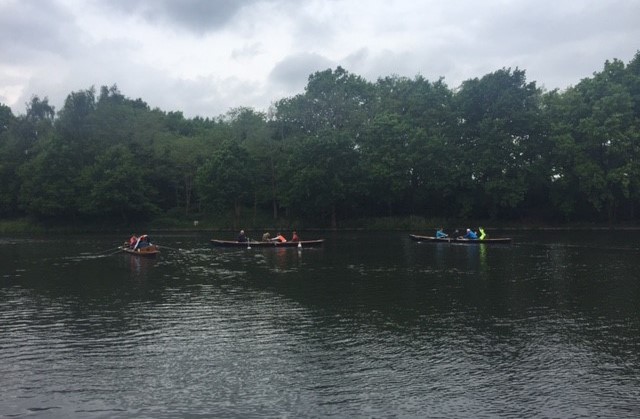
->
[463, 229, 478, 240]
[478, 227, 486, 240]
[453, 229, 461, 239]
[291, 231, 299, 242]
[237, 230, 248, 242]
[262, 232, 271, 241]
[135, 235, 151, 249]
[272, 232, 287, 243]
[128, 234, 138, 248]
[435, 228, 448, 238]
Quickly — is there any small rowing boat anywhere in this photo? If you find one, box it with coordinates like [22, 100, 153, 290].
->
[121, 244, 160, 256]
[409, 234, 512, 244]
[122, 234, 159, 256]
[210, 239, 324, 248]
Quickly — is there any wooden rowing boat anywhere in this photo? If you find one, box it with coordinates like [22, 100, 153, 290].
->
[122, 244, 160, 256]
[210, 239, 324, 248]
[409, 234, 512, 244]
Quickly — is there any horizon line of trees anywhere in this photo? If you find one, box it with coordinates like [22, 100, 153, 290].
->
[1, 51, 639, 228]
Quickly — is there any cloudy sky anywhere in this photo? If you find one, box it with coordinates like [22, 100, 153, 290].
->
[1, 0, 638, 118]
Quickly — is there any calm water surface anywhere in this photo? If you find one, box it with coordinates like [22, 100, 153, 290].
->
[1, 231, 639, 418]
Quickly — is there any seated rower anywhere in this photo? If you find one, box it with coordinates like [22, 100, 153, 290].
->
[135, 235, 151, 249]
[435, 228, 448, 238]
[463, 229, 478, 240]
[272, 232, 286, 243]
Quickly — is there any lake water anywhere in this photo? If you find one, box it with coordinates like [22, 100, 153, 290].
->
[1, 230, 639, 418]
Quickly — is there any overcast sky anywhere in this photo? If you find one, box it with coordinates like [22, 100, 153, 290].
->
[1, 0, 638, 118]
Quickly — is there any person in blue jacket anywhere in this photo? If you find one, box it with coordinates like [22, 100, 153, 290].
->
[463, 228, 478, 240]
[435, 227, 448, 238]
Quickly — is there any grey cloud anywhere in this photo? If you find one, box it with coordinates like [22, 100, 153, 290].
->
[269, 52, 334, 91]
[0, 0, 77, 62]
[101, 0, 262, 34]
[474, 1, 640, 55]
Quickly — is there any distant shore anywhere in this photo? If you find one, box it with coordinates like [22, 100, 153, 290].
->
[2, 216, 639, 235]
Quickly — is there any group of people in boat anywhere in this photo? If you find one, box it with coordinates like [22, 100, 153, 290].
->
[236, 230, 299, 243]
[127, 234, 153, 249]
[436, 227, 487, 240]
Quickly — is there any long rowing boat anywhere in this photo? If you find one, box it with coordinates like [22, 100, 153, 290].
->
[409, 234, 512, 244]
[210, 239, 324, 248]
[121, 244, 160, 256]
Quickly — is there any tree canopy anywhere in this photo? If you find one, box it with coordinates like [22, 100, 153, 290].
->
[1, 52, 640, 227]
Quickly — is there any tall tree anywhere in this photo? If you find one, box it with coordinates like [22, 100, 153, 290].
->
[196, 140, 255, 228]
[547, 58, 640, 222]
[18, 136, 81, 220]
[454, 68, 543, 219]
[281, 130, 362, 228]
[273, 67, 373, 224]
[0, 104, 19, 215]
[78, 145, 159, 222]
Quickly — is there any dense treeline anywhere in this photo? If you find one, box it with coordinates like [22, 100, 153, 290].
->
[1, 52, 639, 228]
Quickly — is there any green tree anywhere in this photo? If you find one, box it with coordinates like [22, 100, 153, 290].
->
[18, 136, 81, 220]
[56, 87, 97, 166]
[359, 112, 413, 216]
[273, 67, 373, 224]
[282, 131, 362, 228]
[454, 68, 543, 219]
[79, 145, 159, 221]
[370, 76, 457, 217]
[196, 140, 255, 228]
[547, 57, 640, 222]
[224, 107, 274, 221]
[0, 103, 19, 215]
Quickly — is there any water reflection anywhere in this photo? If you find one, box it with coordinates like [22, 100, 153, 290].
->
[123, 252, 157, 277]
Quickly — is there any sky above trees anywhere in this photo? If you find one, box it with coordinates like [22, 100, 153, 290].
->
[1, 0, 639, 118]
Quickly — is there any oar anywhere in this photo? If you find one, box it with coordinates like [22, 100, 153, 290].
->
[81, 246, 122, 256]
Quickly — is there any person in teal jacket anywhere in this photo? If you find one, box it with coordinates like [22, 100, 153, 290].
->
[463, 229, 478, 239]
[436, 228, 448, 238]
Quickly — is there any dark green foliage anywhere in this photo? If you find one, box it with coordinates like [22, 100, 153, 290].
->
[1, 51, 640, 227]
[196, 140, 255, 227]
[79, 145, 160, 221]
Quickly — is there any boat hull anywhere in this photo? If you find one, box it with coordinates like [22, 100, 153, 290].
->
[122, 245, 160, 256]
[409, 234, 512, 244]
[210, 239, 324, 248]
